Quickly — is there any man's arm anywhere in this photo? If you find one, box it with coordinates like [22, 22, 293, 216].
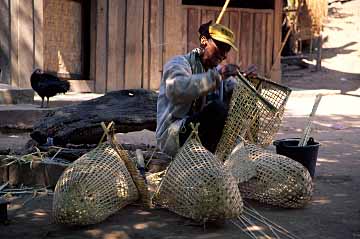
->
[163, 56, 221, 104]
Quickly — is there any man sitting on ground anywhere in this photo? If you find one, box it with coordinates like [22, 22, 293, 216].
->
[156, 21, 243, 157]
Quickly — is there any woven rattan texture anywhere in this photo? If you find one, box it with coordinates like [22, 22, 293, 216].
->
[154, 137, 243, 222]
[248, 77, 291, 109]
[224, 142, 257, 184]
[247, 77, 291, 146]
[53, 143, 139, 225]
[112, 143, 151, 207]
[216, 77, 268, 161]
[230, 143, 313, 208]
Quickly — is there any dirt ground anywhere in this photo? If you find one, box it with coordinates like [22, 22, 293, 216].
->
[1, 1, 360, 239]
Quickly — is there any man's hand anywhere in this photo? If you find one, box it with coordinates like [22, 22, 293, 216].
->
[243, 64, 257, 77]
[207, 68, 222, 92]
[218, 64, 240, 80]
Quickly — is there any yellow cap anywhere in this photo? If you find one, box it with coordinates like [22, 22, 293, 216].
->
[209, 23, 238, 52]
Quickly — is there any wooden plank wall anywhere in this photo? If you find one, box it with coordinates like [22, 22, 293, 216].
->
[107, 0, 125, 91]
[2, 0, 96, 91]
[34, 0, 44, 71]
[179, 6, 275, 77]
[92, 1, 280, 92]
[10, 0, 20, 87]
[163, 0, 187, 65]
[95, 0, 108, 93]
[96, 0, 165, 93]
[124, 0, 144, 89]
[89, 0, 97, 83]
[271, 0, 283, 81]
[2, 0, 165, 92]
[8, 0, 35, 88]
[0, 0, 10, 85]
[1, 0, 281, 92]
[149, 0, 163, 90]
[18, 0, 35, 88]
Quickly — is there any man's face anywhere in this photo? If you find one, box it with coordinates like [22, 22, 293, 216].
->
[201, 37, 231, 68]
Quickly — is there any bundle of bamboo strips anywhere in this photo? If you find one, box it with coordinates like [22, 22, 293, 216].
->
[296, 0, 328, 37]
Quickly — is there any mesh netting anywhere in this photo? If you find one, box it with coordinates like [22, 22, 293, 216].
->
[112, 142, 151, 207]
[227, 142, 313, 208]
[224, 142, 257, 184]
[216, 75, 291, 161]
[53, 143, 139, 225]
[246, 76, 292, 146]
[216, 75, 276, 161]
[154, 128, 243, 222]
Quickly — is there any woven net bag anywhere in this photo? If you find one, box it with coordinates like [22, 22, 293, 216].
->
[216, 74, 279, 161]
[53, 142, 139, 225]
[154, 125, 243, 222]
[224, 142, 257, 184]
[246, 76, 291, 146]
[227, 142, 313, 208]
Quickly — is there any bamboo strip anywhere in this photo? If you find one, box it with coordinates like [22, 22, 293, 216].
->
[298, 94, 322, 146]
[216, 0, 231, 24]
[244, 205, 301, 239]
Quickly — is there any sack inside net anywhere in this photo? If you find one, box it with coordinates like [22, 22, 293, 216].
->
[226, 141, 313, 208]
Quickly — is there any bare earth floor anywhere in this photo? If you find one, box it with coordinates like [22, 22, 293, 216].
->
[3, 89, 359, 239]
[1, 1, 360, 239]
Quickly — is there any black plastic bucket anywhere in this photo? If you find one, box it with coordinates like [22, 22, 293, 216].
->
[273, 138, 320, 178]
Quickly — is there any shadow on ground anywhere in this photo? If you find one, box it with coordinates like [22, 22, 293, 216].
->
[282, 64, 360, 94]
[1, 113, 359, 239]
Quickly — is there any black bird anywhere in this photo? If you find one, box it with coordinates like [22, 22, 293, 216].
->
[30, 69, 70, 108]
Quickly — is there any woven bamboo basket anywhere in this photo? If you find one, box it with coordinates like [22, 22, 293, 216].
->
[224, 142, 257, 184]
[154, 125, 243, 222]
[52, 142, 139, 225]
[246, 76, 292, 146]
[216, 74, 281, 161]
[228, 142, 313, 208]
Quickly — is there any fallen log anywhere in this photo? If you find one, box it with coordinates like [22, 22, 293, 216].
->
[30, 89, 158, 146]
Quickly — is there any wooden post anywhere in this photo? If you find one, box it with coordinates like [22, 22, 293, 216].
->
[159, 0, 164, 78]
[95, 0, 108, 93]
[124, 0, 144, 89]
[315, 35, 322, 71]
[34, 0, 44, 71]
[107, 0, 126, 91]
[18, 0, 34, 88]
[89, 0, 97, 82]
[149, 0, 163, 90]
[265, 12, 274, 77]
[0, 0, 10, 85]
[10, 0, 19, 87]
[143, 0, 150, 89]
[271, 0, 283, 82]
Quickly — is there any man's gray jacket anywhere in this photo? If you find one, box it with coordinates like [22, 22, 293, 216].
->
[156, 48, 235, 156]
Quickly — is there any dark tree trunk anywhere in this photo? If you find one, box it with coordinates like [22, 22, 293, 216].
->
[30, 89, 158, 146]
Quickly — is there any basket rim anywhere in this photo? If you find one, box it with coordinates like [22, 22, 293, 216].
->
[249, 75, 292, 93]
[236, 73, 277, 113]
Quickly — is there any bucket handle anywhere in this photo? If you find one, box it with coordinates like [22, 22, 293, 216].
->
[273, 137, 316, 146]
